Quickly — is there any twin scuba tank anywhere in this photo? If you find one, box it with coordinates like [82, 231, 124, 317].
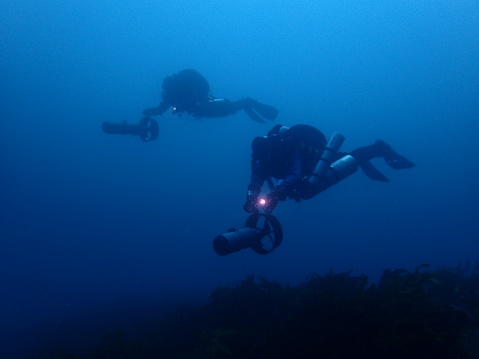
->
[298, 132, 359, 200]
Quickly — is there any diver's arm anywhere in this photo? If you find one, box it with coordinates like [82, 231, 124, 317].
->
[243, 155, 269, 212]
[247, 167, 266, 198]
[259, 153, 301, 212]
[244, 179, 263, 213]
[143, 102, 170, 116]
[275, 152, 302, 198]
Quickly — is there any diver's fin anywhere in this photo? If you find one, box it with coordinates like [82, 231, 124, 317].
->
[248, 98, 279, 121]
[359, 161, 390, 182]
[376, 140, 416, 169]
[243, 105, 266, 123]
[386, 156, 416, 170]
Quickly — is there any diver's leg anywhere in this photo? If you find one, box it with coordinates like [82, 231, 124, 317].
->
[233, 98, 266, 123]
[350, 141, 415, 169]
[349, 141, 415, 182]
[234, 98, 279, 122]
[194, 98, 272, 122]
[245, 98, 279, 121]
[190, 99, 239, 118]
[375, 140, 416, 169]
[349, 142, 382, 163]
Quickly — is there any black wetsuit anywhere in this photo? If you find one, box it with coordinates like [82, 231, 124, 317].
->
[143, 69, 279, 122]
[244, 124, 415, 211]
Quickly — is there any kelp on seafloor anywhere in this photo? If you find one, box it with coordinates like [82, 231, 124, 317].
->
[34, 261, 479, 359]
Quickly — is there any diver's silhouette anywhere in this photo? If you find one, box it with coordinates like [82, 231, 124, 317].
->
[143, 69, 279, 123]
[213, 123, 415, 256]
[243, 124, 416, 213]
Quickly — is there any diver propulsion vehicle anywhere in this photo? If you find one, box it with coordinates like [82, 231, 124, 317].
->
[213, 213, 283, 256]
[102, 116, 159, 142]
[213, 131, 359, 256]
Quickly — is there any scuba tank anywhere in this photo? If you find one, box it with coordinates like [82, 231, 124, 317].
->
[299, 132, 358, 199]
[307, 132, 345, 188]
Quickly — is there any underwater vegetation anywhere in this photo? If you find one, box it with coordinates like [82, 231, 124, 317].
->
[34, 261, 479, 359]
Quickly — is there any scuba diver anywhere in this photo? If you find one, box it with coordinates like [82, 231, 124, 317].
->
[102, 69, 278, 142]
[243, 124, 416, 214]
[213, 123, 415, 257]
[142, 69, 279, 123]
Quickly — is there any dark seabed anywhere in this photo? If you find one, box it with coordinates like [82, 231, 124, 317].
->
[1, 1, 478, 358]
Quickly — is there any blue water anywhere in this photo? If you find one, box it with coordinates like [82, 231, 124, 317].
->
[1, 1, 478, 358]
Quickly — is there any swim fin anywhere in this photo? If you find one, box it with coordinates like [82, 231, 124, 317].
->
[243, 105, 266, 123]
[376, 140, 416, 169]
[359, 160, 390, 182]
[248, 98, 279, 121]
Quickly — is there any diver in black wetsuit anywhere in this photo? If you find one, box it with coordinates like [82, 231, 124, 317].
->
[142, 69, 279, 123]
[243, 124, 416, 213]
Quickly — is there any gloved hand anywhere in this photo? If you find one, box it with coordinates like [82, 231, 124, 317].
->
[243, 186, 260, 213]
[261, 190, 287, 213]
[243, 199, 257, 213]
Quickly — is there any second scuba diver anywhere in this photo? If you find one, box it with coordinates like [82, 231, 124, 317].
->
[143, 69, 279, 123]
[243, 124, 416, 213]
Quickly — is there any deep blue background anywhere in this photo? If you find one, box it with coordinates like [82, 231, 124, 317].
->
[1, 1, 478, 357]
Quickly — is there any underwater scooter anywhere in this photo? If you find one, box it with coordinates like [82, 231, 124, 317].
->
[102, 116, 159, 142]
[213, 212, 283, 256]
[212, 132, 359, 256]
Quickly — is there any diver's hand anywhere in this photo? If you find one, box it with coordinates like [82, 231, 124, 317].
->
[262, 190, 286, 213]
[243, 186, 260, 213]
[243, 198, 257, 213]
[263, 193, 279, 214]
